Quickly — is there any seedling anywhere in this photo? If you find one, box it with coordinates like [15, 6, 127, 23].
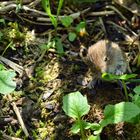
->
[42, 0, 64, 33]
[102, 73, 137, 101]
[62, 91, 140, 139]
[62, 91, 102, 140]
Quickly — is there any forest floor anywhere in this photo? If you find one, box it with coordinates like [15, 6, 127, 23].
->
[1, 0, 140, 139]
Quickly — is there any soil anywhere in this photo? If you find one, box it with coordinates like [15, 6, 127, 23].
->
[1, 0, 140, 140]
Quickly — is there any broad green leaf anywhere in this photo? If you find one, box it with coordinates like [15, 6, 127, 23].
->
[131, 87, 140, 107]
[0, 70, 16, 95]
[62, 91, 90, 119]
[134, 86, 140, 94]
[127, 114, 140, 124]
[60, 16, 73, 27]
[55, 37, 64, 55]
[68, 32, 77, 42]
[133, 96, 140, 108]
[101, 102, 140, 127]
[102, 73, 137, 81]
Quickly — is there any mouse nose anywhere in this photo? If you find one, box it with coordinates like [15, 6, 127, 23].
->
[115, 65, 124, 75]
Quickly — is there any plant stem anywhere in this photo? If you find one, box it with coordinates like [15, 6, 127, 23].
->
[2, 41, 13, 56]
[122, 80, 129, 101]
[78, 117, 86, 140]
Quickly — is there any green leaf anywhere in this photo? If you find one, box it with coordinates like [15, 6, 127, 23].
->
[0, 70, 16, 95]
[71, 120, 100, 134]
[101, 102, 140, 127]
[55, 37, 64, 55]
[42, 0, 51, 15]
[90, 124, 102, 135]
[130, 86, 140, 108]
[119, 74, 137, 80]
[102, 73, 137, 81]
[76, 21, 86, 33]
[62, 91, 90, 119]
[127, 114, 140, 124]
[88, 135, 100, 140]
[57, 0, 64, 16]
[41, 0, 57, 28]
[60, 16, 73, 27]
[134, 86, 140, 94]
[68, 32, 77, 42]
[40, 43, 51, 51]
[0, 64, 6, 70]
[71, 121, 80, 134]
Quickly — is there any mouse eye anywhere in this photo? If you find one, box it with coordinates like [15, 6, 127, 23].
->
[103, 57, 109, 62]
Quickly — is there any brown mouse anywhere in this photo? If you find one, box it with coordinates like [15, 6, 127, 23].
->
[81, 40, 130, 87]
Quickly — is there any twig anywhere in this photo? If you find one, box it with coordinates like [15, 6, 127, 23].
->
[114, 0, 140, 17]
[99, 17, 107, 37]
[0, 56, 23, 76]
[7, 94, 29, 137]
[106, 20, 127, 32]
[88, 10, 115, 16]
[1, 132, 23, 140]
[28, 0, 41, 7]
[105, 5, 131, 25]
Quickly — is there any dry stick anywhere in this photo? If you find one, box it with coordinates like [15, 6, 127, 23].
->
[88, 10, 115, 16]
[0, 56, 23, 76]
[114, 0, 140, 17]
[0, 3, 89, 20]
[7, 94, 29, 137]
[105, 5, 131, 25]
[28, 0, 41, 7]
[1, 132, 23, 140]
[106, 20, 127, 32]
[99, 17, 107, 37]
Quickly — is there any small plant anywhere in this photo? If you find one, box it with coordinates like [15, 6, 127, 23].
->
[102, 73, 137, 101]
[60, 19, 87, 42]
[42, 0, 64, 33]
[63, 91, 140, 139]
[62, 91, 102, 140]
[1, 22, 35, 55]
